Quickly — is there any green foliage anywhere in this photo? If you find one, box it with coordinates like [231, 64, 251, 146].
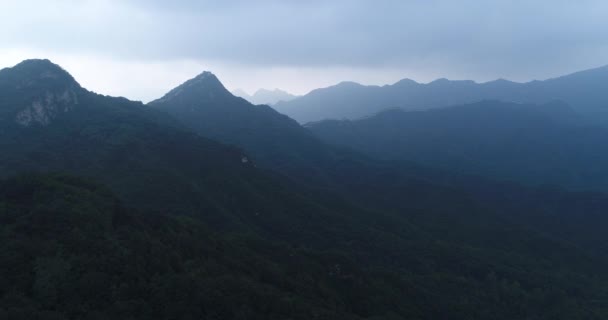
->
[3, 174, 608, 319]
[0, 175, 360, 319]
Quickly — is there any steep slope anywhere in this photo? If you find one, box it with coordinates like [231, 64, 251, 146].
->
[149, 72, 340, 184]
[0, 60, 399, 247]
[308, 100, 608, 191]
[0, 61, 256, 221]
[275, 65, 608, 123]
[0, 59, 81, 128]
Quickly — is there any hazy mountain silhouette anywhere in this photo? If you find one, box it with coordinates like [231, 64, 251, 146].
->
[232, 88, 298, 105]
[149, 70, 608, 262]
[1, 60, 431, 254]
[308, 99, 608, 191]
[230, 88, 251, 99]
[275, 65, 608, 123]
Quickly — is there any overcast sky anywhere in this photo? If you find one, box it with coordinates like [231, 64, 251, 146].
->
[1, 0, 607, 102]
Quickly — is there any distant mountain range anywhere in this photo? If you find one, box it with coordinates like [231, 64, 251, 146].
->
[147, 65, 608, 261]
[275, 65, 608, 123]
[308, 100, 608, 192]
[232, 88, 298, 105]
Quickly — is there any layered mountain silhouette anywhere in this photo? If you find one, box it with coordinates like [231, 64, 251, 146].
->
[233, 88, 298, 105]
[275, 65, 608, 123]
[149, 71, 357, 187]
[148, 67, 608, 258]
[1, 60, 420, 247]
[3, 59, 608, 318]
[1, 61, 259, 221]
[308, 100, 608, 192]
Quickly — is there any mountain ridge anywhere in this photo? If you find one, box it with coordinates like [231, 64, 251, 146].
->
[149, 73, 338, 186]
[307, 99, 608, 192]
[232, 87, 298, 105]
[155, 71, 233, 103]
[275, 64, 608, 123]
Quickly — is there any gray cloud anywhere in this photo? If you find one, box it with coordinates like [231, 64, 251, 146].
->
[1, 0, 607, 99]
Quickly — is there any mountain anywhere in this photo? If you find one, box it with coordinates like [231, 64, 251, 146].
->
[149, 72, 340, 185]
[148, 70, 608, 251]
[307, 100, 608, 192]
[232, 88, 298, 105]
[231, 88, 251, 99]
[0, 61, 392, 244]
[0, 59, 81, 127]
[0, 61, 259, 221]
[149, 70, 608, 265]
[275, 65, 608, 123]
[1, 60, 434, 252]
[4, 60, 608, 318]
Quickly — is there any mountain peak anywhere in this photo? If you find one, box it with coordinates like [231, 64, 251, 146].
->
[153, 70, 232, 103]
[428, 78, 450, 85]
[335, 81, 363, 88]
[189, 71, 227, 91]
[2, 59, 78, 86]
[15, 58, 61, 69]
[0, 59, 81, 127]
[194, 70, 219, 81]
[392, 78, 419, 87]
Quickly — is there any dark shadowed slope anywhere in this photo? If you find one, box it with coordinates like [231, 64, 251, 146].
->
[0, 60, 401, 245]
[4, 175, 608, 319]
[308, 100, 608, 191]
[0, 174, 408, 320]
[275, 65, 608, 123]
[149, 72, 345, 185]
[0, 60, 261, 221]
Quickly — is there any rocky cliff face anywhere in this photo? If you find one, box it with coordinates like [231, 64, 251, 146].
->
[15, 88, 79, 126]
[0, 59, 82, 127]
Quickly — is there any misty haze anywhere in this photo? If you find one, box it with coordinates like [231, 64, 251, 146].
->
[2, 1, 608, 319]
